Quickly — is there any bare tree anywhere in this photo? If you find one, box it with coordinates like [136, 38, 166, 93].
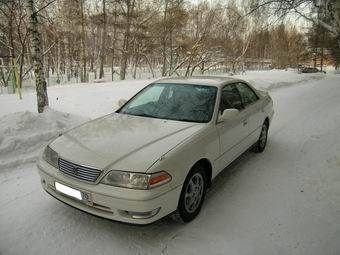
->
[99, 0, 106, 79]
[245, 0, 340, 47]
[2, 0, 338, 98]
[119, 0, 136, 80]
[26, 0, 48, 113]
[79, 0, 87, 82]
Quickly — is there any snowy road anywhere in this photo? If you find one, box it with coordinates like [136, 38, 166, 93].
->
[1, 73, 340, 255]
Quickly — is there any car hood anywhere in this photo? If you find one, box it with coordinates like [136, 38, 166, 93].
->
[50, 113, 205, 173]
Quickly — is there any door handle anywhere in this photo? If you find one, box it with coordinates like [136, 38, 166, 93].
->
[243, 119, 248, 126]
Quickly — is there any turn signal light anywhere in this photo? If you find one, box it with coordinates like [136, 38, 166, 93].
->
[148, 171, 172, 188]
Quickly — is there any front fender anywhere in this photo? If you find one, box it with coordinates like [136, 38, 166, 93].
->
[147, 125, 219, 189]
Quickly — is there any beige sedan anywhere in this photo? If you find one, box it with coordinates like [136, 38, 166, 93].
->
[37, 76, 274, 224]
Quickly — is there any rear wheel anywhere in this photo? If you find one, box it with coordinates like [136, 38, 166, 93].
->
[172, 165, 207, 223]
[252, 121, 268, 153]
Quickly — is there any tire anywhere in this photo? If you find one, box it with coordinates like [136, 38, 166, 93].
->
[252, 121, 269, 153]
[172, 165, 207, 223]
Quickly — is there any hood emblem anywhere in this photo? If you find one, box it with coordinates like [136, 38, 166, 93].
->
[73, 167, 79, 175]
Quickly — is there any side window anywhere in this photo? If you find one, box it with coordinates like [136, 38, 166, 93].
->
[236, 83, 258, 107]
[220, 84, 243, 113]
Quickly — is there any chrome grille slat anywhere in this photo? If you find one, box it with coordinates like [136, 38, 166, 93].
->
[59, 163, 99, 176]
[59, 160, 101, 172]
[58, 158, 102, 182]
[59, 168, 98, 178]
[61, 167, 101, 176]
[59, 164, 100, 181]
[59, 168, 99, 180]
[59, 161, 101, 173]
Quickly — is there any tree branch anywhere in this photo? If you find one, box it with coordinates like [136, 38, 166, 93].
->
[293, 7, 338, 36]
[43, 41, 57, 56]
[33, 0, 57, 15]
[0, 39, 23, 55]
[0, 38, 14, 51]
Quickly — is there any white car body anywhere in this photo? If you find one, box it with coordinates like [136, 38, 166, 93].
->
[37, 76, 274, 224]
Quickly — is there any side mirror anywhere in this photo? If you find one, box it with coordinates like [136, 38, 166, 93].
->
[118, 98, 127, 107]
[218, 108, 239, 122]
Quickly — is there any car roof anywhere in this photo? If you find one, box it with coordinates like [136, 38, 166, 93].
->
[153, 76, 245, 87]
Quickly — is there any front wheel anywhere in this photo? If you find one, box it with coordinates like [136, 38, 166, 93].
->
[172, 165, 207, 223]
[252, 121, 268, 153]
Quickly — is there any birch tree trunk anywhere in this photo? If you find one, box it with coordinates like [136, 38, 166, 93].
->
[26, 0, 49, 113]
[161, 0, 168, 77]
[120, 0, 135, 80]
[99, 0, 106, 79]
[111, 3, 118, 81]
[67, 36, 72, 82]
[80, 0, 87, 82]
[8, 14, 17, 94]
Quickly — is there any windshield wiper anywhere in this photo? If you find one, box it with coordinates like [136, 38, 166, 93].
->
[132, 113, 158, 119]
[176, 118, 205, 123]
[121, 112, 206, 123]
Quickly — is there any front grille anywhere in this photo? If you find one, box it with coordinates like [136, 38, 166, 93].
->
[58, 158, 102, 183]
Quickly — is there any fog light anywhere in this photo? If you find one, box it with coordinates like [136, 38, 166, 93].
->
[128, 207, 161, 219]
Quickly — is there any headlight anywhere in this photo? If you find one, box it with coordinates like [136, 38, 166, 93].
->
[100, 171, 171, 189]
[42, 145, 58, 168]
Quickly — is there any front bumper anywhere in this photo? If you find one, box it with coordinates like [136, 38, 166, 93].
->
[37, 158, 181, 224]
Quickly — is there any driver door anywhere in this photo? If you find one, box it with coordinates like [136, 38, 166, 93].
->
[216, 84, 248, 171]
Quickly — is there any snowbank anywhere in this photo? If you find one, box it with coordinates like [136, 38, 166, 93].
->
[233, 69, 325, 91]
[0, 69, 327, 169]
[0, 70, 326, 119]
[0, 108, 86, 169]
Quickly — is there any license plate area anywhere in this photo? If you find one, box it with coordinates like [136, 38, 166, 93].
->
[55, 182, 92, 204]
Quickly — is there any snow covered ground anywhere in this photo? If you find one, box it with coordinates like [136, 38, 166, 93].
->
[0, 69, 324, 119]
[1, 70, 340, 255]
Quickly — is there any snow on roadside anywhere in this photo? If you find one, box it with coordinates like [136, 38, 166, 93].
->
[0, 70, 326, 119]
[0, 79, 151, 119]
[233, 69, 325, 91]
[0, 70, 327, 169]
[0, 108, 86, 170]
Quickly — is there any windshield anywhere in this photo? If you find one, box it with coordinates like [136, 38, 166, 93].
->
[118, 83, 217, 123]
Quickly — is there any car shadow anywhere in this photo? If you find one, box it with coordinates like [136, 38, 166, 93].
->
[206, 150, 256, 199]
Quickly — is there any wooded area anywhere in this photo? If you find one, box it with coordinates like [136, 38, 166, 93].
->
[0, 0, 339, 112]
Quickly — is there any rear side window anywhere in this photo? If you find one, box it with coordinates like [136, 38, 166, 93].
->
[235, 83, 258, 107]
